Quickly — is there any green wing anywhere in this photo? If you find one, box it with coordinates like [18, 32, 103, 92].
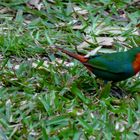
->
[86, 52, 133, 73]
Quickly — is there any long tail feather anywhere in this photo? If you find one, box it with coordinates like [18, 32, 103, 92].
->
[56, 47, 88, 63]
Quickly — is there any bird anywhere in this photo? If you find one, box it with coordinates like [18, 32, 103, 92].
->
[56, 47, 140, 82]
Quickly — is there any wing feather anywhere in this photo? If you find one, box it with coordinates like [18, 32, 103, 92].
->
[86, 52, 131, 73]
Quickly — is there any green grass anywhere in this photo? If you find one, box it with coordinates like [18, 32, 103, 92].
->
[0, 0, 140, 139]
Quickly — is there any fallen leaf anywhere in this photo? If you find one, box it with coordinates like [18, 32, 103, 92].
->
[77, 36, 126, 49]
[84, 46, 102, 57]
[27, 0, 43, 10]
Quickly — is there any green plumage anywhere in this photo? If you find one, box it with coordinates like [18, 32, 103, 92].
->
[85, 48, 140, 81]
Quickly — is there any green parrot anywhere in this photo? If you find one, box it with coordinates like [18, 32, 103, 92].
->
[56, 47, 140, 82]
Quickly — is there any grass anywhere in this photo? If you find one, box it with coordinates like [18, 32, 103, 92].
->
[0, 0, 140, 139]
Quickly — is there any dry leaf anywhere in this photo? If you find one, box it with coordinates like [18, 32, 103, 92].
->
[47, 0, 55, 3]
[27, 0, 43, 10]
[77, 36, 126, 49]
[73, 6, 88, 15]
[84, 46, 102, 57]
[86, 26, 139, 35]
[0, 7, 12, 14]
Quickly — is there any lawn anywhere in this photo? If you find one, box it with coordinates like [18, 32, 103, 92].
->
[0, 0, 140, 139]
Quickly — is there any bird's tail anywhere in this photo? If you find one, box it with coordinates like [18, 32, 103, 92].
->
[56, 47, 88, 63]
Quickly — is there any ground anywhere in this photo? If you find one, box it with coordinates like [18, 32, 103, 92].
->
[0, 0, 140, 139]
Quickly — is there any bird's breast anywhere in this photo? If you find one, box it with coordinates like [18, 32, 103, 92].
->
[132, 53, 140, 74]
